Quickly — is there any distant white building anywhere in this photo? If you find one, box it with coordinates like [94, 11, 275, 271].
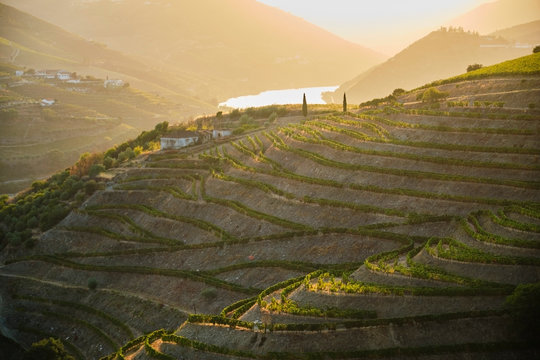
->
[15, 70, 23, 76]
[56, 71, 72, 80]
[35, 70, 58, 79]
[212, 129, 232, 139]
[104, 79, 125, 88]
[160, 131, 200, 150]
[40, 99, 56, 107]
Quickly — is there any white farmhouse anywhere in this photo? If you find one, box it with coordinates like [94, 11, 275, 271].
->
[35, 70, 59, 79]
[56, 71, 72, 80]
[160, 131, 200, 150]
[212, 129, 232, 139]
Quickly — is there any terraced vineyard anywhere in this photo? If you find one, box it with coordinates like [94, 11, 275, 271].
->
[1, 73, 539, 359]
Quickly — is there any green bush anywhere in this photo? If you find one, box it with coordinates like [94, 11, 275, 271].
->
[23, 337, 74, 360]
[230, 109, 241, 119]
[102, 156, 116, 169]
[118, 147, 135, 162]
[27, 216, 39, 228]
[87, 278, 98, 290]
[84, 180, 99, 195]
[6, 232, 22, 246]
[88, 164, 105, 178]
[421, 87, 449, 102]
[467, 63, 483, 72]
[392, 88, 406, 96]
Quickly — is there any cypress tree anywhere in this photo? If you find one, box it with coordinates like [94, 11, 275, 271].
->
[302, 93, 307, 117]
[343, 93, 347, 113]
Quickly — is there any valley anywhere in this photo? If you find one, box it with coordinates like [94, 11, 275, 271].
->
[0, 54, 539, 359]
[0, 65, 189, 194]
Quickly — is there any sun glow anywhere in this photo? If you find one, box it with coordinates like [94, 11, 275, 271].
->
[257, 0, 493, 55]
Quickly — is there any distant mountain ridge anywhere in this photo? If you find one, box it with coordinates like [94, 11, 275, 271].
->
[325, 27, 534, 104]
[448, 0, 540, 34]
[490, 20, 540, 46]
[0, 0, 385, 101]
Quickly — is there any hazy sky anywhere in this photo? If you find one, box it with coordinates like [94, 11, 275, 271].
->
[257, 0, 493, 55]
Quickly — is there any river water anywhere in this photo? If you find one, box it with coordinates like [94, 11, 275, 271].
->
[219, 85, 338, 109]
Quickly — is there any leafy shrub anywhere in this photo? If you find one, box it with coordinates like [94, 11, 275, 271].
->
[88, 164, 105, 178]
[154, 121, 168, 132]
[84, 180, 99, 195]
[244, 105, 287, 119]
[421, 87, 449, 102]
[117, 147, 135, 162]
[362, 94, 396, 107]
[239, 114, 254, 124]
[467, 63, 483, 72]
[40, 205, 69, 231]
[102, 156, 116, 169]
[23, 337, 74, 360]
[70, 152, 102, 177]
[232, 123, 258, 135]
[392, 88, 406, 96]
[87, 278, 98, 290]
[230, 109, 241, 119]
[6, 232, 22, 246]
[27, 216, 39, 228]
[74, 192, 86, 203]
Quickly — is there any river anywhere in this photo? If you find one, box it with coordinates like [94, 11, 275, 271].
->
[219, 85, 338, 109]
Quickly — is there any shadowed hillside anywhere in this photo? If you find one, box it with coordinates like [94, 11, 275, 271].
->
[0, 55, 539, 359]
[1, 0, 384, 101]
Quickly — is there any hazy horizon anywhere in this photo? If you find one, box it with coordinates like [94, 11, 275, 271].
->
[257, 0, 493, 55]
[1, 0, 539, 356]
